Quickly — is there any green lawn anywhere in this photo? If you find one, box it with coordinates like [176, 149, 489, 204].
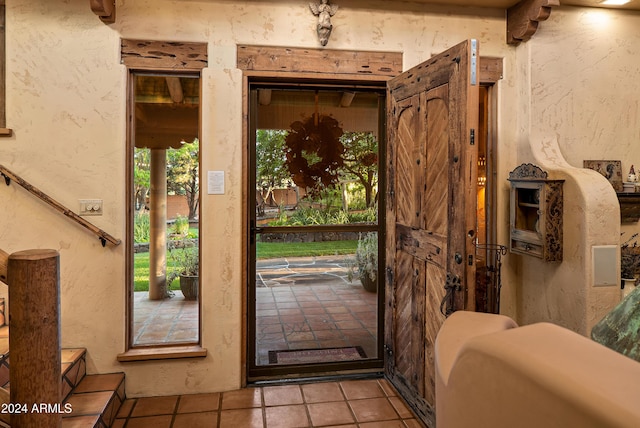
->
[133, 240, 357, 292]
[256, 240, 357, 259]
[133, 251, 181, 292]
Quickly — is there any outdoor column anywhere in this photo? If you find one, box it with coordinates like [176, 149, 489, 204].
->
[149, 148, 167, 300]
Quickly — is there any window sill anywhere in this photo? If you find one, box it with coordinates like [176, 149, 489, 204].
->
[117, 345, 207, 362]
[0, 128, 12, 137]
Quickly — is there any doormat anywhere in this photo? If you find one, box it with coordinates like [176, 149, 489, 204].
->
[268, 346, 367, 365]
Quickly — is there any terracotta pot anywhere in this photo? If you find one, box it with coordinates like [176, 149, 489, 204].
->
[179, 274, 199, 300]
[359, 270, 377, 293]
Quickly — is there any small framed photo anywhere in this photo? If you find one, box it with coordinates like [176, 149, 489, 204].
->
[583, 160, 623, 192]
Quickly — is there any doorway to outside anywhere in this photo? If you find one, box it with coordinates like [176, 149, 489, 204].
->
[247, 84, 386, 380]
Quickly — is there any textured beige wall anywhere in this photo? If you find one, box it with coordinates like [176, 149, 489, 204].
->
[511, 6, 640, 333]
[5, 0, 634, 397]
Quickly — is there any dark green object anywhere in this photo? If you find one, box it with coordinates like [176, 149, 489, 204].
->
[591, 286, 640, 361]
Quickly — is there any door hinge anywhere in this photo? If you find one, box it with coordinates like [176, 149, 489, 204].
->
[470, 128, 475, 145]
[470, 39, 477, 86]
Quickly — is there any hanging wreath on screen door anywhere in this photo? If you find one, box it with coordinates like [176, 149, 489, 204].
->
[284, 93, 345, 194]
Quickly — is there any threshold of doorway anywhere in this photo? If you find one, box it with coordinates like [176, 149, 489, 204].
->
[248, 369, 384, 387]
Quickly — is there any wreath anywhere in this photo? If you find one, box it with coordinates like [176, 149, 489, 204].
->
[284, 113, 345, 194]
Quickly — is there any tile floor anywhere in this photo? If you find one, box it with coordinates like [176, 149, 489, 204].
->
[133, 291, 199, 345]
[112, 378, 423, 428]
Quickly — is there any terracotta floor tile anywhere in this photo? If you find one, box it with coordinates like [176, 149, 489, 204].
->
[307, 401, 355, 426]
[130, 395, 178, 417]
[377, 379, 398, 397]
[402, 419, 424, 427]
[349, 397, 399, 423]
[301, 382, 344, 403]
[340, 379, 384, 400]
[125, 415, 173, 428]
[265, 404, 309, 428]
[389, 396, 414, 419]
[117, 398, 136, 418]
[61, 415, 100, 427]
[358, 421, 407, 427]
[221, 388, 262, 409]
[219, 408, 264, 427]
[172, 411, 218, 427]
[263, 385, 303, 406]
[177, 392, 220, 413]
[66, 391, 112, 416]
[74, 373, 123, 393]
[111, 419, 126, 428]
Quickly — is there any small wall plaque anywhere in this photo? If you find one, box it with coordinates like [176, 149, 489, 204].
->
[583, 160, 623, 192]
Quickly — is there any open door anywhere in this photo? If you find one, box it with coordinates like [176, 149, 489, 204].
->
[384, 40, 479, 426]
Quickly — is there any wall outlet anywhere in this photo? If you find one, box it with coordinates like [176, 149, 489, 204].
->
[79, 199, 103, 216]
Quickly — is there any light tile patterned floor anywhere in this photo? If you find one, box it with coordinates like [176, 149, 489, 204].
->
[112, 378, 423, 427]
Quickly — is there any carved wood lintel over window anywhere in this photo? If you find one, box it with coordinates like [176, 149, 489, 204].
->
[507, 0, 559, 45]
[90, 0, 116, 24]
[121, 40, 208, 70]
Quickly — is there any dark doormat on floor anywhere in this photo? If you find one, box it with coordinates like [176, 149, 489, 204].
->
[268, 346, 367, 365]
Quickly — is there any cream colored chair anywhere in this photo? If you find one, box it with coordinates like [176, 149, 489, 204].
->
[435, 311, 640, 428]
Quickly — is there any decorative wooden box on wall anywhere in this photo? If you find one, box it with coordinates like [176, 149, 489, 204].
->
[508, 163, 564, 262]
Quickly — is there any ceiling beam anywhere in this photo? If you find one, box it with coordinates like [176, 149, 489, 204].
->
[165, 77, 184, 104]
[258, 89, 272, 106]
[340, 92, 356, 107]
[90, 0, 116, 24]
[507, 0, 559, 45]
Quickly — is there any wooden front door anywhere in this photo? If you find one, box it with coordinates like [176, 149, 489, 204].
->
[384, 40, 479, 427]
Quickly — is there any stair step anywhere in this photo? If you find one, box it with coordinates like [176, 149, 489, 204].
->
[61, 349, 87, 401]
[62, 373, 125, 428]
[0, 325, 126, 427]
[0, 347, 87, 401]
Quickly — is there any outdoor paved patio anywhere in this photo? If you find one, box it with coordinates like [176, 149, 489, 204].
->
[133, 255, 379, 366]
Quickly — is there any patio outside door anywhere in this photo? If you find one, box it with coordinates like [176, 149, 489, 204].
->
[248, 84, 386, 380]
[384, 40, 480, 427]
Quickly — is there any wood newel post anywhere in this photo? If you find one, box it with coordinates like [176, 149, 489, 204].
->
[8, 249, 61, 428]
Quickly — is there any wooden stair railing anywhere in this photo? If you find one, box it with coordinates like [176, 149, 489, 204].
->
[0, 165, 120, 247]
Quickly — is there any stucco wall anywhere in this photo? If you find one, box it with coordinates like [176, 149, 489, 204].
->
[4, 0, 633, 397]
[508, 6, 640, 334]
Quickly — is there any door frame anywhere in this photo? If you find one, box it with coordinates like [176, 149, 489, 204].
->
[237, 45, 502, 385]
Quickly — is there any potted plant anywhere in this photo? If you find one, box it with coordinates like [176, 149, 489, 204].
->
[348, 232, 378, 292]
[168, 241, 199, 300]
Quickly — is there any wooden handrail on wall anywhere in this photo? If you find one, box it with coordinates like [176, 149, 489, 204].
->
[0, 165, 121, 246]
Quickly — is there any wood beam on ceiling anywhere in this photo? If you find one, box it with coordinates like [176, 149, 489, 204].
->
[165, 77, 184, 104]
[90, 0, 116, 24]
[507, 0, 559, 45]
[340, 92, 355, 107]
[258, 89, 272, 106]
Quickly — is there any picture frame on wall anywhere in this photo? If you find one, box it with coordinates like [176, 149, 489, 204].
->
[583, 160, 623, 192]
